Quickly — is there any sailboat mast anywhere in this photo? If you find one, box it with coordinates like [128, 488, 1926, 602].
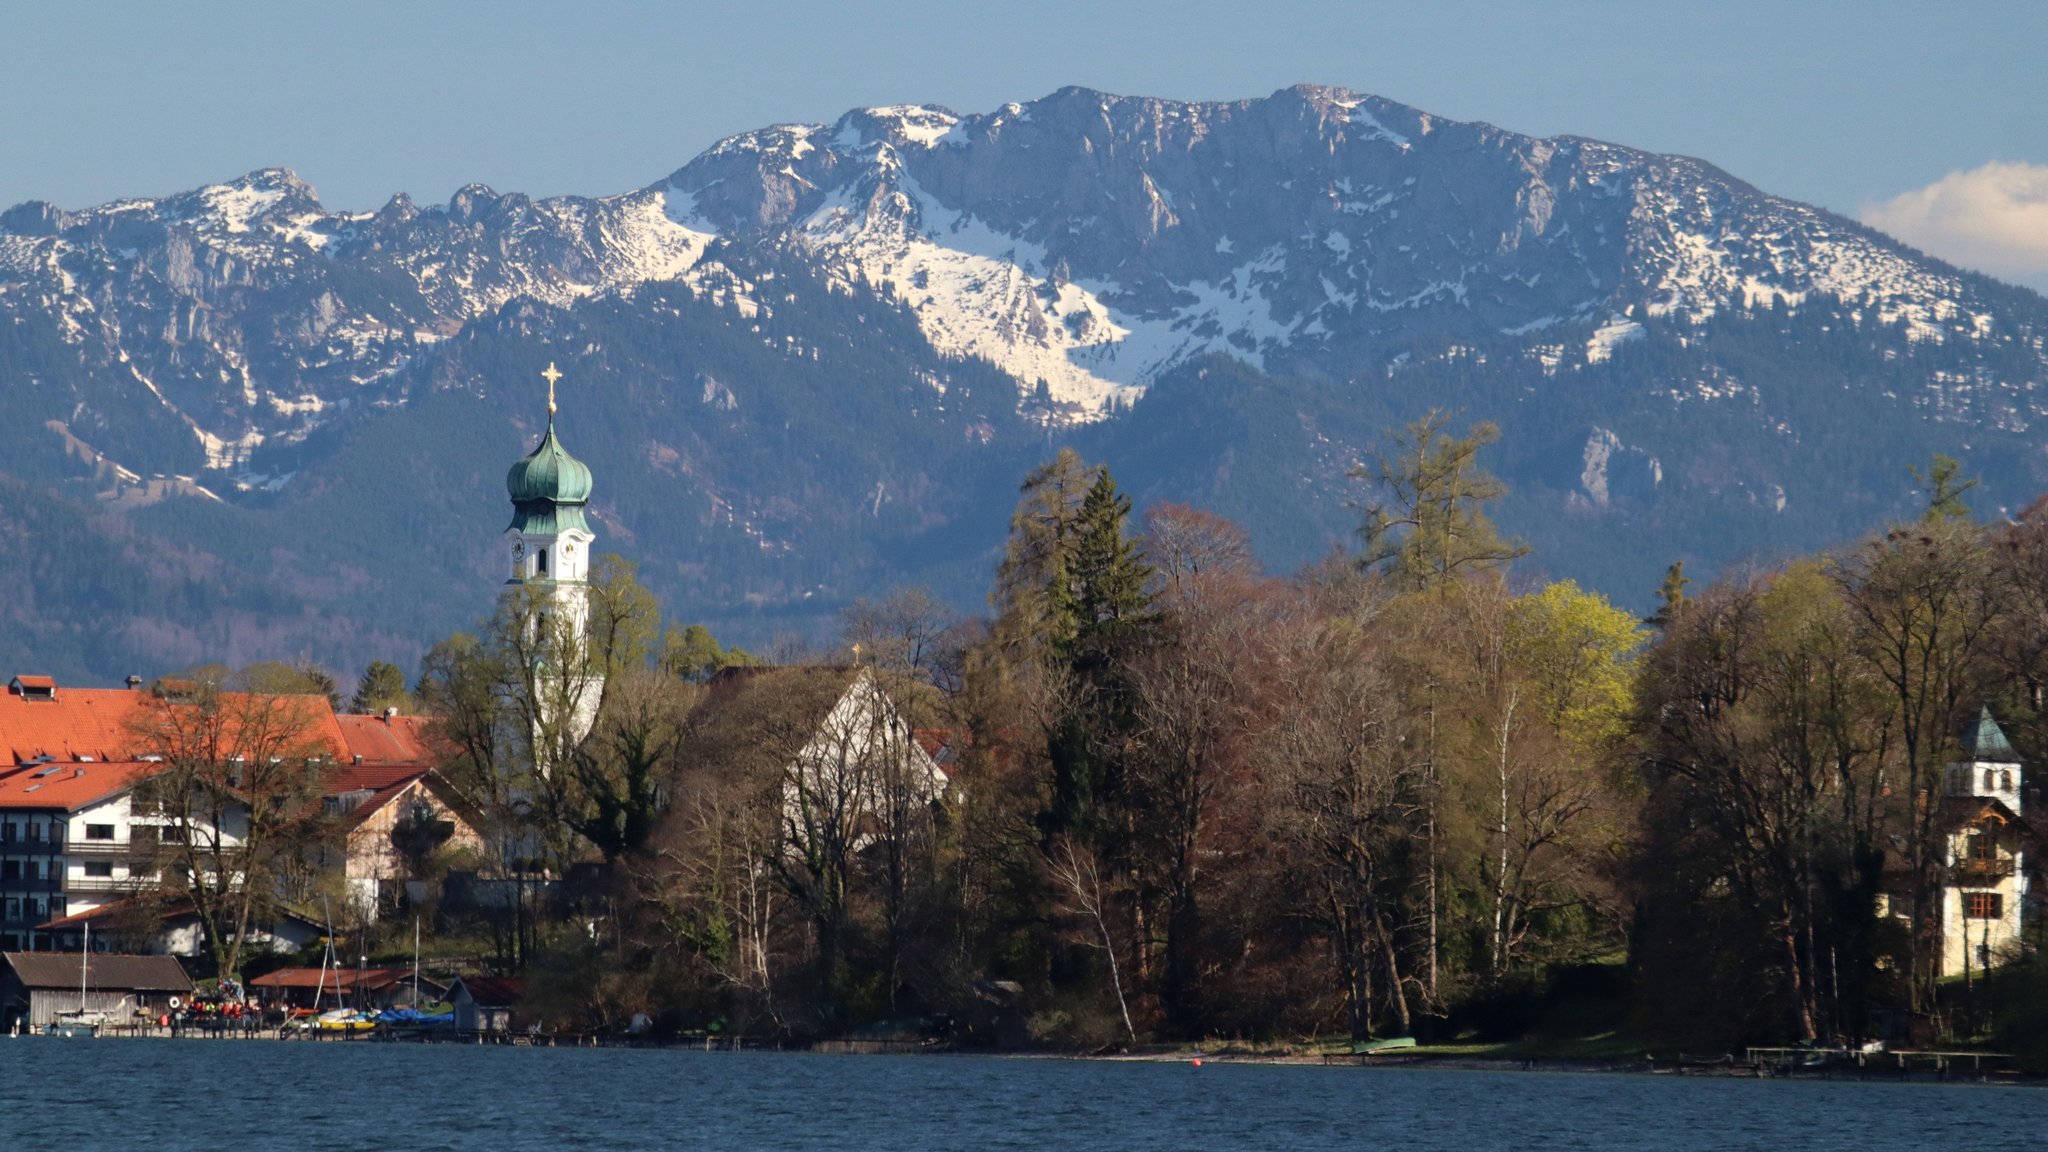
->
[313, 897, 333, 1016]
[80, 920, 88, 1013]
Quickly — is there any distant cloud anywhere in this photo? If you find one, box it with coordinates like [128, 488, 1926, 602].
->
[1861, 162, 2048, 293]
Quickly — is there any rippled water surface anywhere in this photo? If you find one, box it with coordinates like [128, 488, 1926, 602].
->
[3, 1039, 2038, 1151]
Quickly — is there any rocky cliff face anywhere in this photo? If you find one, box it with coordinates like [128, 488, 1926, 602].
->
[0, 86, 2043, 684]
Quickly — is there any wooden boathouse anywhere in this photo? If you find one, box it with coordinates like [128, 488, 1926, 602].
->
[0, 951, 192, 1030]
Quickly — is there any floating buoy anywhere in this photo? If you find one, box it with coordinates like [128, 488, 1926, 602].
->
[1192, 1058, 1202, 1067]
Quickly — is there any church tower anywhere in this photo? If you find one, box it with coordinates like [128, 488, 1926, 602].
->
[1945, 706, 2023, 815]
[504, 362, 601, 742]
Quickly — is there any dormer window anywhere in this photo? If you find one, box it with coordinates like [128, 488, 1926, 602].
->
[7, 676, 56, 701]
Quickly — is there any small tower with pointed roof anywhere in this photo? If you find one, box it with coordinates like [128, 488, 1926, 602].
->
[1945, 706, 2022, 815]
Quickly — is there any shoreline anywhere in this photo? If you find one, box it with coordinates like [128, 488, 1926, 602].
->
[20, 1026, 2041, 1086]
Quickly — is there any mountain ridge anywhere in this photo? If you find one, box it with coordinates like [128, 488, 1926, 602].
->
[2, 85, 2044, 686]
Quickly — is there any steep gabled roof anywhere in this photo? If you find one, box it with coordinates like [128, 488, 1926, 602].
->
[688, 665, 868, 771]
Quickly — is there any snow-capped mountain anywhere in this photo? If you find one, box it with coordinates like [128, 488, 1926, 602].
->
[1, 85, 2044, 685]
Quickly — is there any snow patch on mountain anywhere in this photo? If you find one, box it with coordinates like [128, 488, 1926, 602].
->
[796, 171, 1329, 415]
[1587, 315, 1644, 363]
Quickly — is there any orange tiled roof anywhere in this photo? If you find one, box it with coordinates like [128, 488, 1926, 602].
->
[335, 713, 442, 765]
[0, 760, 163, 812]
[0, 675, 384, 768]
[0, 683, 152, 765]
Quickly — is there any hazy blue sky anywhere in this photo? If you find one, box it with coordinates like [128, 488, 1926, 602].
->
[6, 1, 2046, 286]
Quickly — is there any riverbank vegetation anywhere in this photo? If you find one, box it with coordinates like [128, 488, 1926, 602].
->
[228, 413, 2048, 1053]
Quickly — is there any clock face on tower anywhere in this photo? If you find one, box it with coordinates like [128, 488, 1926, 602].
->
[513, 539, 525, 563]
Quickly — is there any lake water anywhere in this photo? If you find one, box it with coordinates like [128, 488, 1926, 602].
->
[3, 1040, 2038, 1151]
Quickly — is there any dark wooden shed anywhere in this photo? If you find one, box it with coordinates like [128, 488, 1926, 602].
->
[0, 951, 192, 1029]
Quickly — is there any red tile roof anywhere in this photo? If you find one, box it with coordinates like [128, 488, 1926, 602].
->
[455, 975, 525, 1005]
[336, 713, 443, 765]
[0, 760, 163, 811]
[0, 676, 442, 771]
[320, 763, 433, 831]
[0, 684, 152, 765]
[250, 966, 419, 992]
[0, 676, 442, 817]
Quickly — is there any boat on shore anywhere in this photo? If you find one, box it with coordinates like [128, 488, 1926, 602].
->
[44, 1013, 102, 1038]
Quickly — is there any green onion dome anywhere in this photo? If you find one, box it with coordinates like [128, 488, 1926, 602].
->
[506, 420, 593, 535]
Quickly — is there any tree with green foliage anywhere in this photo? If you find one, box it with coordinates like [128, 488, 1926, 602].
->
[349, 660, 411, 715]
[1913, 453, 1978, 524]
[990, 447, 1095, 659]
[659, 624, 757, 683]
[1653, 560, 1691, 627]
[1059, 469, 1158, 678]
[565, 667, 699, 866]
[1509, 580, 1647, 754]
[1355, 410, 1529, 591]
[232, 660, 342, 711]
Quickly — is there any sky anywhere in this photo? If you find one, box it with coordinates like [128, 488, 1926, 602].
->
[4, 0, 2047, 290]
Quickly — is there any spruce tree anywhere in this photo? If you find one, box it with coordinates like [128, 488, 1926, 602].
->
[349, 660, 411, 714]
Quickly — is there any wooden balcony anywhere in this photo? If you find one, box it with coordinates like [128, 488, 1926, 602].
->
[1952, 857, 2017, 880]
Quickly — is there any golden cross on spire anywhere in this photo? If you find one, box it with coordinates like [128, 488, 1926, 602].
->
[541, 362, 563, 418]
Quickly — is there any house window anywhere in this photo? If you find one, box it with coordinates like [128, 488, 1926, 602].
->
[85, 824, 114, 841]
[84, 861, 113, 879]
[1969, 834, 1996, 863]
[0, 860, 16, 880]
[3, 898, 17, 920]
[26, 822, 40, 843]
[1965, 892, 2005, 920]
[47, 896, 63, 918]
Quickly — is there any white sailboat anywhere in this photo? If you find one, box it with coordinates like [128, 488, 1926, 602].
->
[46, 921, 101, 1037]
